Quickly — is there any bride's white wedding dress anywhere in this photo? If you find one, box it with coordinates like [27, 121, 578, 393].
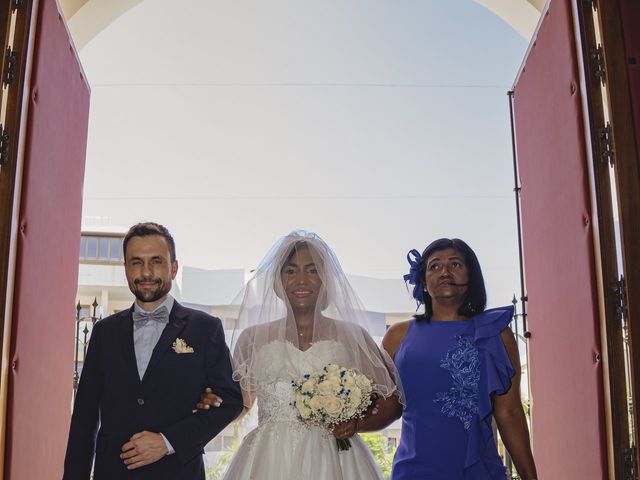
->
[223, 340, 384, 480]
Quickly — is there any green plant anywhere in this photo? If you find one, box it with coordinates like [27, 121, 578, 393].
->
[360, 432, 396, 480]
[205, 452, 233, 480]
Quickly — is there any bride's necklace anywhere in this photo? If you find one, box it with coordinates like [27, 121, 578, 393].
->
[294, 317, 313, 338]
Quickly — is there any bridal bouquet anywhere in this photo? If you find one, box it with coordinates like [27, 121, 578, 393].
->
[291, 363, 373, 451]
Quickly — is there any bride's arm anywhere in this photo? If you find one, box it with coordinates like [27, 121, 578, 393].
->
[351, 320, 410, 432]
[356, 393, 402, 432]
[335, 320, 408, 435]
[331, 393, 402, 440]
[237, 388, 256, 419]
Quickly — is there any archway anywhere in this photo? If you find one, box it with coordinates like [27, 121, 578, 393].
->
[60, 0, 544, 51]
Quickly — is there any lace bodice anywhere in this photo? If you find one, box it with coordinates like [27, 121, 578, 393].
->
[252, 340, 350, 425]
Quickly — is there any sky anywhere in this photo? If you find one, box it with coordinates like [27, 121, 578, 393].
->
[75, 0, 533, 313]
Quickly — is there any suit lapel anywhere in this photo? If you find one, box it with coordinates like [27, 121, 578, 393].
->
[119, 306, 142, 385]
[141, 301, 188, 383]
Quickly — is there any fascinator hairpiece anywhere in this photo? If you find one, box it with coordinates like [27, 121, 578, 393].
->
[403, 249, 425, 309]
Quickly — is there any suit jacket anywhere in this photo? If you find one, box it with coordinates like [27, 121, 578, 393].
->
[63, 301, 243, 480]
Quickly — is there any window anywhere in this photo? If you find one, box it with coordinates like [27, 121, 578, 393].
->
[80, 233, 125, 264]
[109, 238, 122, 261]
[98, 238, 110, 260]
[222, 317, 237, 329]
[86, 237, 98, 259]
[77, 305, 91, 319]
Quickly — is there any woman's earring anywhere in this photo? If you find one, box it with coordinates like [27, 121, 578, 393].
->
[466, 301, 475, 313]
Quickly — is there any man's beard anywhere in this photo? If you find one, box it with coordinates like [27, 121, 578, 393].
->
[131, 278, 170, 303]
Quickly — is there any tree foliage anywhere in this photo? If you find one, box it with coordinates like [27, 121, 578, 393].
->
[360, 432, 396, 480]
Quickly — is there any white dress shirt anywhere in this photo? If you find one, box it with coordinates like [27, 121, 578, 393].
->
[132, 295, 176, 455]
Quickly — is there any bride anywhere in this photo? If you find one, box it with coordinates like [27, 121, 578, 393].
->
[207, 231, 402, 479]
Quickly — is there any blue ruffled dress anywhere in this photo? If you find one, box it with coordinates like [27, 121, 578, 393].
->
[391, 306, 515, 480]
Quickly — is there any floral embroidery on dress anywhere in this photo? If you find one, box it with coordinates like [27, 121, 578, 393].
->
[434, 335, 480, 430]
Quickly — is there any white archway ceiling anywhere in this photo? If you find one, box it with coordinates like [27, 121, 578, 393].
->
[63, 0, 544, 51]
[473, 0, 543, 39]
[71, 0, 535, 308]
[59, 0, 88, 18]
[64, 0, 143, 50]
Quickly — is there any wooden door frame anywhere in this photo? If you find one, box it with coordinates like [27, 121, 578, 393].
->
[600, 0, 640, 474]
[0, 0, 38, 477]
[574, 0, 640, 477]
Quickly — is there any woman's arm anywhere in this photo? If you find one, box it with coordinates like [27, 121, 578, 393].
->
[493, 328, 538, 480]
[382, 320, 411, 359]
[357, 321, 410, 430]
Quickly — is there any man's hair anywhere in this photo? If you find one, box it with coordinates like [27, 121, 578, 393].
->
[122, 222, 176, 262]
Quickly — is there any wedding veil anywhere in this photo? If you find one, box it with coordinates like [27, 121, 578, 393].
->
[230, 231, 403, 405]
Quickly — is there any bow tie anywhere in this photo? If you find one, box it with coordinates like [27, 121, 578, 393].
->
[132, 306, 170, 327]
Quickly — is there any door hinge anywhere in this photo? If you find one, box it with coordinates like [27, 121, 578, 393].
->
[613, 275, 628, 329]
[0, 125, 9, 166]
[3, 47, 19, 87]
[591, 45, 606, 86]
[12, 0, 25, 11]
[599, 123, 615, 166]
[623, 446, 638, 480]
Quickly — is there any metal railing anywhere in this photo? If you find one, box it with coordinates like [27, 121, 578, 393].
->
[73, 298, 101, 401]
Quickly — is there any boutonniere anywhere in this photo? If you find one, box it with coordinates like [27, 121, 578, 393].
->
[172, 338, 194, 354]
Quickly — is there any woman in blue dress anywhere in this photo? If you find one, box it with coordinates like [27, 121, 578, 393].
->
[380, 238, 537, 479]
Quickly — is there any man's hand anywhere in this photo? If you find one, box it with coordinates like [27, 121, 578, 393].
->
[120, 431, 168, 470]
[194, 387, 223, 412]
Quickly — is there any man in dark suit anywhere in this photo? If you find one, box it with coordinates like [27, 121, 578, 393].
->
[63, 222, 243, 479]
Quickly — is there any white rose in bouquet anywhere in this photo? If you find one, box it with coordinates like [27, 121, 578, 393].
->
[301, 380, 316, 393]
[356, 375, 371, 390]
[291, 364, 374, 451]
[318, 380, 336, 395]
[325, 397, 344, 417]
[309, 395, 324, 413]
[343, 375, 357, 389]
[298, 403, 312, 419]
[325, 364, 341, 374]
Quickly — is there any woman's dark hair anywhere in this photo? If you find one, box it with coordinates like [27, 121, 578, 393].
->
[414, 238, 486, 321]
[123, 222, 176, 262]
